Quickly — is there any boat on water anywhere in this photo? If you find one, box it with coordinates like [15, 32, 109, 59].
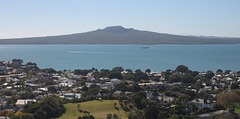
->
[141, 47, 149, 49]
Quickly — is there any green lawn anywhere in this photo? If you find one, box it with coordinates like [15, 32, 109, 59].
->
[235, 103, 240, 113]
[59, 100, 128, 119]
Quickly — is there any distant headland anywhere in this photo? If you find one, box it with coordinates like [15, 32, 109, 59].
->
[1, 26, 240, 45]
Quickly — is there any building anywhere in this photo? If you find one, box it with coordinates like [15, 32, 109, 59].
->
[15, 99, 37, 107]
[111, 78, 121, 85]
[191, 98, 212, 109]
[63, 93, 81, 99]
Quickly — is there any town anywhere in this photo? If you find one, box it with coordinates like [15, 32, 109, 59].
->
[0, 59, 239, 119]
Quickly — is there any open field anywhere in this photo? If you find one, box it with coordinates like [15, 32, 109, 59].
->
[59, 100, 128, 119]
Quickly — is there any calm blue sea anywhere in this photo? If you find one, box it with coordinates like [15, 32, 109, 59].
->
[0, 44, 239, 72]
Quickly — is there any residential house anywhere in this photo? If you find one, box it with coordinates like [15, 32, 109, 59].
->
[138, 82, 163, 86]
[0, 116, 10, 119]
[100, 83, 114, 90]
[114, 91, 124, 95]
[191, 98, 212, 109]
[158, 95, 174, 102]
[145, 91, 159, 100]
[62, 93, 81, 99]
[97, 91, 112, 96]
[111, 78, 121, 85]
[15, 99, 37, 107]
[0, 96, 7, 109]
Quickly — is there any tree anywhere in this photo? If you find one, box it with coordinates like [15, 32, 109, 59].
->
[169, 74, 181, 83]
[128, 109, 144, 119]
[134, 69, 149, 81]
[48, 86, 57, 93]
[145, 105, 159, 119]
[74, 69, 92, 75]
[224, 70, 231, 74]
[129, 83, 142, 92]
[42, 68, 57, 74]
[176, 65, 189, 74]
[216, 90, 240, 108]
[108, 72, 123, 79]
[231, 83, 239, 89]
[11, 113, 34, 119]
[95, 69, 110, 78]
[162, 69, 172, 80]
[185, 70, 199, 77]
[114, 82, 128, 91]
[181, 74, 196, 84]
[205, 70, 214, 79]
[145, 69, 151, 74]
[7, 95, 18, 106]
[184, 90, 197, 100]
[216, 69, 223, 74]
[3, 90, 13, 96]
[23, 95, 66, 119]
[112, 67, 124, 72]
[107, 113, 112, 119]
[113, 114, 119, 119]
[78, 115, 95, 119]
[174, 95, 189, 115]
[130, 92, 147, 110]
[87, 85, 100, 95]
[125, 69, 133, 73]
[12, 59, 23, 65]
[122, 73, 135, 80]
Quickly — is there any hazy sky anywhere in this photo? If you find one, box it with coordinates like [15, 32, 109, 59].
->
[1, 0, 240, 38]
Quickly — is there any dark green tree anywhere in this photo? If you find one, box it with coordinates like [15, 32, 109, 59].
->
[145, 69, 151, 74]
[23, 95, 66, 119]
[176, 65, 189, 74]
[108, 72, 123, 79]
[205, 70, 214, 79]
[216, 69, 223, 74]
[145, 105, 159, 119]
[134, 69, 149, 81]
[112, 67, 124, 72]
[107, 113, 112, 119]
[169, 74, 181, 83]
[181, 74, 196, 84]
[128, 109, 144, 119]
[125, 69, 133, 73]
[224, 70, 231, 74]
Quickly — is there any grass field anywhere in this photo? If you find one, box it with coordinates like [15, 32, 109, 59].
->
[59, 100, 128, 119]
[235, 103, 240, 113]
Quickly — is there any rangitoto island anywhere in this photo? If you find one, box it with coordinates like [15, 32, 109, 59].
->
[0, 59, 240, 119]
[1, 26, 240, 45]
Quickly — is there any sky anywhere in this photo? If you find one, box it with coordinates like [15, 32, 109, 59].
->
[0, 0, 240, 38]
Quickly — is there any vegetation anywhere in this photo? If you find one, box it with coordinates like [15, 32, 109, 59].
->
[60, 100, 128, 119]
[1, 59, 240, 119]
[22, 95, 66, 119]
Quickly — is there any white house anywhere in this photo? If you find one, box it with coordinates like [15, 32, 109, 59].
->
[62, 93, 81, 99]
[191, 98, 212, 109]
[111, 78, 121, 85]
[100, 82, 114, 89]
[15, 99, 37, 107]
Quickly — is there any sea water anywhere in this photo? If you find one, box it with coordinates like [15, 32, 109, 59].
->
[0, 44, 239, 72]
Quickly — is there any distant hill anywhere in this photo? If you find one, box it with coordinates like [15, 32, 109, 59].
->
[1, 26, 240, 44]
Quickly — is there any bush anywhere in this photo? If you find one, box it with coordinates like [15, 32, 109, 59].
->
[11, 113, 34, 119]
[107, 113, 112, 119]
